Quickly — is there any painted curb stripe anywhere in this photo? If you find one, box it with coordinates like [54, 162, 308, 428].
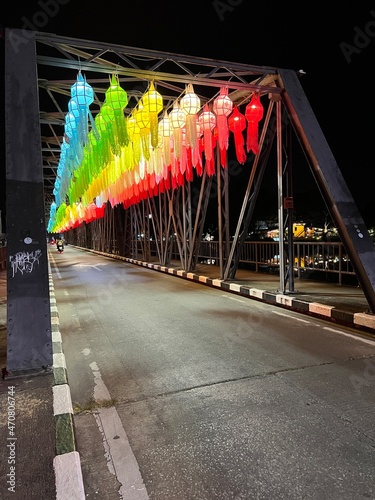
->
[263, 292, 277, 303]
[331, 309, 355, 324]
[55, 413, 76, 455]
[309, 302, 334, 317]
[53, 352, 67, 369]
[53, 451, 85, 499]
[353, 312, 375, 329]
[53, 383, 73, 416]
[53, 341, 63, 354]
[53, 367, 68, 386]
[291, 299, 310, 312]
[48, 259, 85, 499]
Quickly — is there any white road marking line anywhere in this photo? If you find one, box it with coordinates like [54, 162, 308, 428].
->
[88, 361, 149, 500]
[323, 326, 375, 346]
[49, 253, 62, 278]
[272, 310, 311, 323]
[222, 294, 245, 303]
[73, 263, 106, 271]
[71, 314, 81, 329]
[271, 312, 375, 345]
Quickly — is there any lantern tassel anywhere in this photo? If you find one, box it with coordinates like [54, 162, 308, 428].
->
[246, 121, 260, 155]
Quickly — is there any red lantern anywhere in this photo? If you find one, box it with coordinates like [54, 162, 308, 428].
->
[245, 93, 263, 155]
[228, 105, 247, 165]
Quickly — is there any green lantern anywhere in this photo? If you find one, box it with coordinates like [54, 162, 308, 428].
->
[105, 75, 129, 148]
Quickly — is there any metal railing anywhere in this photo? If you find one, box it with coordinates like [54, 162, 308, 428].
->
[197, 240, 356, 285]
[141, 239, 357, 285]
[69, 226, 357, 285]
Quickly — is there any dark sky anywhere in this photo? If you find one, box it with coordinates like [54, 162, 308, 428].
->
[1, 1, 375, 229]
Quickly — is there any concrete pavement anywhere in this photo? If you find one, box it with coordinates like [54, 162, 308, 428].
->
[0, 246, 374, 499]
[0, 264, 85, 500]
[93, 249, 375, 334]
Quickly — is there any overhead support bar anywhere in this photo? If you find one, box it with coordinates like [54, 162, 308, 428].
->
[36, 56, 282, 94]
[34, 31, 279, 75]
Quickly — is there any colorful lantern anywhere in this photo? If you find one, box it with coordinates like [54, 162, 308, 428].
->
[127, 116, 142, 166]
[87, 129, 102, 178]
[105, 75, 129, 148]
[68, 97, 80, 123]
[228, 105, 247, 165]
[100, 102, 120, 156]
[142, 82, 163, 148]
[95, 112, 112, 167]
[213, 87, 233, 168]
[64, 111, 83, 166]
[169, 101, 186, 159]
[245, 93, 264, 155]
[180, 84, 201, 149]
[198, 104, 216, 174]
[135, 105, 151, 161]
[158, 111, 172, 167]
[70, 71, 94, 146]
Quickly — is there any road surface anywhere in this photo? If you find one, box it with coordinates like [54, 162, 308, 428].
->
[50, 246, 375, 500]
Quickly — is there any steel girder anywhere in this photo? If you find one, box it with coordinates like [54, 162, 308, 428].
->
[6, 28, 375, 316]
[278, 69, 375, 312]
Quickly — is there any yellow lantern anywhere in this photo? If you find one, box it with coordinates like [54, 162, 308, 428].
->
[142, 82, 163, 149]
[127, 116, 141, 166]
[180, 84, 201, 149]
[134, 105, 151, 161]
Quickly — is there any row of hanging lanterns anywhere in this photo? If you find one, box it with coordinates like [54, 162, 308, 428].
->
[48, 72, 264, 233]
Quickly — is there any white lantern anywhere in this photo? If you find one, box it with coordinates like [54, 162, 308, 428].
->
[198, 104, 216, 163]
[180, 84, 201, 149]
[169, 101, 186, 159]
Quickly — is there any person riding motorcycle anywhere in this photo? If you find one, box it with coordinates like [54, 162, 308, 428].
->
[56, 239, 64, 252]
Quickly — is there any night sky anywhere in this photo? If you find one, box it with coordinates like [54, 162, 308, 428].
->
[1, 1, 375, 231]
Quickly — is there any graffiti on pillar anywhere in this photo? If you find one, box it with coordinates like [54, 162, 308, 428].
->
[9, 250, 42, 277]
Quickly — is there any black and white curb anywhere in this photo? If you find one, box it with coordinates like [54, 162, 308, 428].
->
[49, 266, 85, 499]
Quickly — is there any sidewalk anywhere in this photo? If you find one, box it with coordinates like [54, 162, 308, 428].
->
[0, 266, 85, 500]
[0, 268, 56, 499]
[0, 251, 374, 499]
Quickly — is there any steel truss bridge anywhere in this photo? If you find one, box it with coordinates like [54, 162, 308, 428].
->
[4, 28, 375, 370]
